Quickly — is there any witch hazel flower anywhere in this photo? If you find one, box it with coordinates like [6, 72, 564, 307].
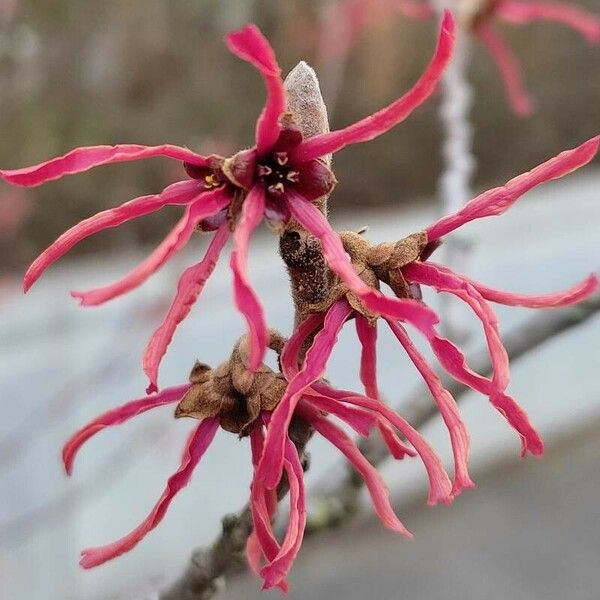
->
[62, 331, 414, 590]
[255, 134, 599, 501]
[0, 13, 456, 394]
[459, 0, 600, 115]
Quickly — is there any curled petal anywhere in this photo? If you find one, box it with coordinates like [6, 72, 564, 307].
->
[386, 320, 474, 495]
[476, 25, 534, 117]
[355, 315, 410, 459]
[405, 262, 543, 456]
[258, 300, 352, 490]
[286, 191, 439, 335]
[0, 144, 208, 187]
[23, 180, 204, 293]
[426, 135, 600, 241]
[230, 186, 268, 371]
[72, 189, 231, 306]
[293, 11, 455, 162]
[460, 272, 599, 308]
[261, 439, 306, 589]
[143, 223, 230, 393]
[280, 312, 325, 380]
[317, 386, 452, 504]
[226, 25, 285, 154]
[313, 383, 417, 458]
[62, 385, 189, 476]
[79, 417, 219, 568]
[300, 394, 377, 437]
[498, 0, 600, 44]
[301, 403, 412, 537]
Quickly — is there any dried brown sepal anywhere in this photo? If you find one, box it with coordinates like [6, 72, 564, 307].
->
[175, 331, 290, 435]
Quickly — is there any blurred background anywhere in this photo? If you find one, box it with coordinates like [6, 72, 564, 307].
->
[0, 1, 599, 599]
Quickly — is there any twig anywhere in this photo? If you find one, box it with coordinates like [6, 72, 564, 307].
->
[305, 293, 600, 531]
[159, 61, 333, 600]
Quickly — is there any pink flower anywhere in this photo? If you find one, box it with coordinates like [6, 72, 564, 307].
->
[62, 339, 412, 589]
[0, 14, 456, 393]
[255, 134, 599, 506]
[468, 0, 599, 116]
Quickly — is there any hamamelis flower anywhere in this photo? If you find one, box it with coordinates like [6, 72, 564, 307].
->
[462, 0, 600, 115]
[62, 332, 417, 589]
[0, 14, 456, 393]
[255, 134, 599, 497]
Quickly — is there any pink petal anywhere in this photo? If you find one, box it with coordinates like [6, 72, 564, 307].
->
[62, 384, 190, 476]
[23, 179, 204, 293]
[475, 25, 534, 117]
[299, 394, 377, 437]
[143, 223, 230, 393]
[426, 135, 600, 241]
[301, 403, 412, 537]
[71, 189, 231, 306]
[286, 191, 440, 336]
[230, 186, 269, 371]
[280, 312, 325, 380]
[313, 383, 417, 458]
[0, 144, 208, 187]
[320, 388, 453, 505]
[292, 11, 455, 162]
[225, 25, 285, 155]
[258, 300, 352, 490]
[355, 315, 412, 459]
[460, 272, 599, 308]
[79, 417, 219, 568]
[498, 0, 600, 44]
[386, 319, 474, 496]
[261, 438, 306, 589]
[405, 262, 544, 456]
[248, 425, 289, 593]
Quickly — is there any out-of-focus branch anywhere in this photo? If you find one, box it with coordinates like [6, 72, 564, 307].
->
[433, 1, 477, 339]
[305, 293, 600, 531]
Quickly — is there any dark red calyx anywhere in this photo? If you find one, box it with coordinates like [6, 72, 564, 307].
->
[184, 155, 227, 190]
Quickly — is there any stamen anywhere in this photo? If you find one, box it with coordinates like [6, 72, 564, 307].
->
[286, 170, 300, 183]
[258, 165, 273, 177]
[274, 152, 289, 166]
[268, 182, 285, 196]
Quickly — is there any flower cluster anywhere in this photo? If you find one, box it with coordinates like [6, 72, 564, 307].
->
[1, 10, 599, 592]
[0, 14, 454, 394]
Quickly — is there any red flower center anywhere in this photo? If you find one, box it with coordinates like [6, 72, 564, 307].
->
[257, 151, 301, 198]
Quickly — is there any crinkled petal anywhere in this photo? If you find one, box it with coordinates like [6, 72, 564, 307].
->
[301, 403, 412, 537]
[312, 383, 417, 458]
[299, 394, 376, 437]
[79, 417, 219, 568]
[230, 186, 269, 371]
[261, 439, 306, 589]
[72, 189, 231, 306]
[405, 262, 544, 456]
[258, 300, 352, 490]
[498, 0, 600, 44]
[0, 144, 208, 187]
[386, 319, 474, 495]
[280, 312, 325, 380]
[315, 384, 452, 505]
[460, 272, 599, 308]
[62, 384, 190, 476]
[226, 25, 285, 155]
[143, 223, 230, 393]
[23, 180, 205, 293]
[355, 315, 411, 459]
[286, 191, 440, 335]
[293, 11, 455, 162]
[426, 135, 600, 240]
[476, 25, 534, 117]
